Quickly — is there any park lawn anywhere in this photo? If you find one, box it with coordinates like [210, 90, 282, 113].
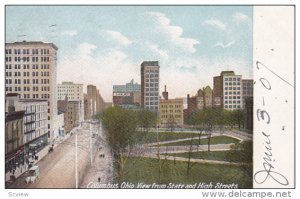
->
[134, 131, 204, 144]
[159, 135, 240, 146]
[170, 150, 243, 162]
[121, 157, 252, 188]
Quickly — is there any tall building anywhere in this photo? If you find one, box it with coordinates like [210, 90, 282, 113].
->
[57, 82, 84, 122]
[242, 79, 254, 108]
[141, 61, 160, 113]
[86, 85, 105, 118]
[113, 79, 141, 109]
[213, 71, 242, 110]
[5, 41, 58, 141]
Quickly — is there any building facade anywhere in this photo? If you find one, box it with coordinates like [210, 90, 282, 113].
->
[5, 110, 25, 173]
[5, 93, 48, 160]
[5, 41, 58, 141]
[86, 85, 105, 118]
[113, 79, 141, 109]
[57, 82, 84, 122]
[242, 79, 254, 108]
[185, 86, 221, 124]
[141, 61, 160, 113]
[213, 71, 243, 110]
[160, 98, 184, 127]
[57, 98, 80, 133]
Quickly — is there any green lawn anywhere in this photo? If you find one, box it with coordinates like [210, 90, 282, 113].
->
[159, 136, 240, 146]
[121, 157, 252, 188]
[170, 150, 244, 162]
[134, 131, 204, 144]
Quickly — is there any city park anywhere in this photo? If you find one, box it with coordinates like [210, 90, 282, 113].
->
[95, 106, 253, 188]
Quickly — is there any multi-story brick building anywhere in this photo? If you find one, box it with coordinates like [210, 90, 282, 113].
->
[5, 41, 58, 141]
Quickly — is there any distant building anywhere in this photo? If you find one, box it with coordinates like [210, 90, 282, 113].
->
[242, 79, 254, 108]
[84, 94, 91, 120]
[57, 97, 80, 133]
[160, 98, 184, 127]
[213, 71, 243, 110]
[5, 41, 58, 141]
[5, 109, 25, 173]
[113, 79, 141, 109]
[141, 61, 160, 113]
[57, 82, 84, 122]
[57, 111, 65, 137]
[245, 97, 253, 131]
[159, 86, 183, 127]
[185, 86, 220, 124]
[86, 85, 105, 118]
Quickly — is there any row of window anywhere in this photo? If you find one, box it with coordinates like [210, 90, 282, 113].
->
[225, 100, 241, 104]
[145, 74, 159, 78]
[5, 64, 50, 70]
[161, 114, 181, 119]
[5, 56, 51, 63]
[224, 77, 241, 81]
[5, 49, 50, 55]
[224, 91, 241, 95]
[225, 105, 241, 109]
[160, 110, 182, 114]
[145, 102, 159, 106]
[145, 88, 159, 92]
[161, 105, 181, 108]
[145, 83, 159, 87]
[224, 96, 241, 100]
[225, 82, 241, 86]
[224, 87, 241, 91]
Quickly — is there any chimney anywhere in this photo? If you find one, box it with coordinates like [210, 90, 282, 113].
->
[162, 85, 168, 100]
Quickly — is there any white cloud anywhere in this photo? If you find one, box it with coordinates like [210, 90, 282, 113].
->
[203, 19, 226, 31]
[101, 30, 133, 46]
[61, 30, 78, 37]
[213, 41, 235, 48]
[145, 42, 169, 61]
[233, 12, 251, 23]
[145, 12, 200, 53]
[57, 43, 138, 102]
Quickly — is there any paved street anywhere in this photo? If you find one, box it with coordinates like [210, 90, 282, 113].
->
[7, 123, 101, 188]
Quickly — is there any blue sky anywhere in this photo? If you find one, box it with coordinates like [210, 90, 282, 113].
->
[6, 6, 253, 102]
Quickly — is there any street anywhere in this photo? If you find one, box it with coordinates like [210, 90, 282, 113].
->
[7, 122, 108, 188]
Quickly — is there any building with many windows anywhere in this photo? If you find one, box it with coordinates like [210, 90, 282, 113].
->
[242, 79, 254, 108]
[213, 71, 243, 110]
[57, 82, 84, 122]
[141, 61, 160, 114]
[5, 41, 58, 141]
[5, 93, 48, 157]
[113, 79, 141, 109]
[159, 86, 183, 127]
[5, 109, 25, 174]
[57, 97, 80, 133]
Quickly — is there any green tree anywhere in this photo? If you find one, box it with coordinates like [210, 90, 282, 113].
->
[225, 140, 253, 187]
[138, 109, 157, 133]
[99, 106, 140, 183]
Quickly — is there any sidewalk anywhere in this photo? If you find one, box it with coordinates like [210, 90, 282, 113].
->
[5, 133, 72, 182]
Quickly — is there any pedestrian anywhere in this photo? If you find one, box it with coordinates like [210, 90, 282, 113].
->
[98, 177, 101, 182]
[12, 169, 15, 175]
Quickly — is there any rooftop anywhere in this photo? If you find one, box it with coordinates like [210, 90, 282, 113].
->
[141, 61, 159, 67]
[6, 41, 58, 50]
[5, 111, 25, 122]
[221, 71, 235, 76]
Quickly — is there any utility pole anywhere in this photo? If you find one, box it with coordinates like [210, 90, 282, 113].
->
[75, 132, 78, 189]
[90, 128, 93, 166]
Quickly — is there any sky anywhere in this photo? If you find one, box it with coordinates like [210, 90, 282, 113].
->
[6, 6, 253, 102]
